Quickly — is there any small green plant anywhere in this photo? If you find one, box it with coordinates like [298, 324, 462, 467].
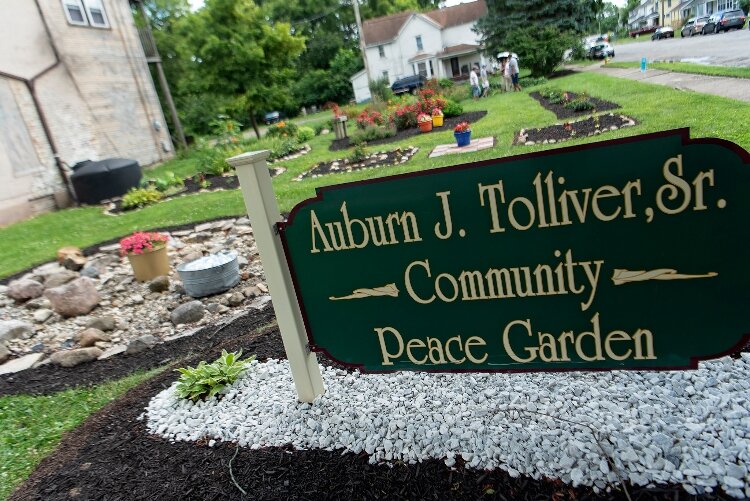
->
[564, 94, 595, 111]
[369, 76, 393, 102]
[350, 124, 396, 145]
[437, 78, 454, 88]
[268, 137, 302, 160]
[441, 99, 463, 117]
[175, 350, 255, 401]
[519, 76, 547, 88]
[297, 126, 315, 142]
[349, 143, 369, 163]
[142, 171, 184, 193]
[209, 115, 242, 146]
[121, 187, 163, 209]
[265, 121, 299, 139]
[193, 173, 211, 189]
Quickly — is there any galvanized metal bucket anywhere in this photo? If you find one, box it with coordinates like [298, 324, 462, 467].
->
[176, 251, 240, 297]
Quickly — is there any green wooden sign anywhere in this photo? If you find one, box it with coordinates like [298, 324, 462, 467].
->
[279, 129, 750, 372]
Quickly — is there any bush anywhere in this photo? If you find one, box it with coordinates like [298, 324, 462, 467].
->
[564, 95, 595, 111]
[369, 76, 393, 102]
[121, 187, 163, 209]
[196, 146, 238, 176]
[355, 109, 386, 129]
[506, 26, 577, 77]
[442, 99, 463, 117]
[297, 126, 315, 142]
[441, 84, 470, 102]
[175, 350, 255, 401]
[264, 137, 302, 160]
[265, 121, 299, 139]
[349, 144, 369, 163]
[142, 171, 183, 193]
[438, 78, 455, 88]
[519, 76, 547, 88]
[570, 40, 588, 61]
[390, 103, 418, 130]
[350, 124, 396, 145]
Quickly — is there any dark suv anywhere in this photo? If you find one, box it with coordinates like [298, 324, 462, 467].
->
[703, 10, 746, 33]
[390, 75, 426, 95]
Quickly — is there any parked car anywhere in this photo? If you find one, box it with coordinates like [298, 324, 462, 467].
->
[680, 18, 696, 37]
[264, 111, 281, 125]
[588, 42, 615, 59]
[703, 10, 747, 33]
[390, 75, 426, 95]
[629, 25, 658, 37]
[693, 16, 710, 34]
[652, 26, 674, 40]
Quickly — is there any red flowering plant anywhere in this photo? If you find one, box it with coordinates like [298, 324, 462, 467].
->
[119, 231, 168, 256]
[356, 109, 385, 129]
[454, 121, 471, 133]
[417, 112, 432, 123]
[390, 102, 419, 130]
[431, 107, 443, 117]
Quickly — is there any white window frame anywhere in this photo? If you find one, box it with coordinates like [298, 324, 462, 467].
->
[415, 35, 423, 51]
[62, 0, 88, 26]
[85, 0, 110, 28]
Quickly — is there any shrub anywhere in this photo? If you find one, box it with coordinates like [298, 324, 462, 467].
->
[441, 84, 469, 102]
[208, 115, 242, 146]
[349, 144, 369, 163]
[438, 78, 455, 88]
[369, 76, 393, 102]
[564, 95, 595, 111]
[519, 76, 547, 88]
[266, 137, 302, 160]
[175, 350, 255, 401]
[195, 147, 235, 176]
[356, 109, 386, 130]
[350, 124, 396, 146]
[142, 171, 184, 193]
[265, 121, 298, 139]
[442, 99, 463, 117]
[121, 187, 163, 210]
[390, 103, 418, 130]
[297, 126, 315, 142]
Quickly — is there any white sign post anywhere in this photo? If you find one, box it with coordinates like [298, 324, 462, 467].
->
[227, 150, 325, 403]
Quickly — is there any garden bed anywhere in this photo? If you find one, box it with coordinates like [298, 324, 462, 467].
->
[329, 111, 488, 152]
[514, 114, 639, 146]
[530, 91, 620, 120]
[295, 146, 418, 181]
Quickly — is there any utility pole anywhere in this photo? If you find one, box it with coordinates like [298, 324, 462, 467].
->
[352, 0, 371, 84]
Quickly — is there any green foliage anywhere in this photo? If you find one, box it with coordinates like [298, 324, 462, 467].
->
[196, 147, 236, 176]
[313, 121, 329, 135]
[175, 350, 255, 401]
[440, 84, 470, 102]
[437, 78, 455, 88]
[297, 126, 315, 142]
[263, 137, 303, 160]
[193, 173, 212, 189]
[539, 87, 566, 102]
[369, 76, 393, 102]
[519, 76, 547, 88]
[442, 99, 463, 117]
[506, 27, 577, 77]
[293, 48, 364, 108]
[349, 144, 369, 163]
[570, 39, 588, 60]
[209, 115, 243, 146]
[265, 121, 299, 139]
[121, 187, 164, 210]
[350, 124, 397, 145]
[141, 171, 184, 195]
[564, 95, 596, 111]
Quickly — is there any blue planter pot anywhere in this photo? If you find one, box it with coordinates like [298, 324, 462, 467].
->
[454, 130, 471, 147]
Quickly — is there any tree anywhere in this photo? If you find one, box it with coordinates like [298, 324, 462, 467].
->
[186, 0, 306, 138]
[293, 47, 363, 107]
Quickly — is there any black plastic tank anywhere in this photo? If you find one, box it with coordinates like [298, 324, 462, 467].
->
[70, 158, 142, 205]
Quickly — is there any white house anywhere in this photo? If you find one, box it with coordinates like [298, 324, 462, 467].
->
[0, 0, 173, 226]
[351, 0, 488, 103]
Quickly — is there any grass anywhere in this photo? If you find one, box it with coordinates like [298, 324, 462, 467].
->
[611, 34, 651, 45]
[0, 368, 162, 500]
[606, 61, 750, 79]
[1, 72, 750, 279]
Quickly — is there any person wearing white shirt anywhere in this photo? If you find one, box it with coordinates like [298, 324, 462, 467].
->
[469, 65, 480, 99]
[508, 54, 521, 91]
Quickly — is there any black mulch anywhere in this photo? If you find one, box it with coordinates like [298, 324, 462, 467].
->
[329, 111, 488, 152]
[514, 114, 639, 146]
[296, 147, 417, 181]
[529, 91, 620, 120]
[8, 304, 725, 500]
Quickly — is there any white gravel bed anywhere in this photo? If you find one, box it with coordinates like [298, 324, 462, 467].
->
[146, 355, 750, 497]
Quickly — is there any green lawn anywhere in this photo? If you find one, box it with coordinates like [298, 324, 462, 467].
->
[1, 71, 750, 280]
[0, 368, 161, 500]
[606, 61, 750, 79]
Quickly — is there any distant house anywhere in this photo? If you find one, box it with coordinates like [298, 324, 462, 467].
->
[628, 0, 660, 31]
[628, 0, 739, 29]
[351, 0, 488, 103]
[0, 0, 174, 226]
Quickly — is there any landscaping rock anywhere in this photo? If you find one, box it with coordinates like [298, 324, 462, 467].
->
[148, 276, 170, 293]
[80, 264, 101, 279]
[50, 347, 102, 367]
[76, 328, 111, 347]
[228, 292, 244, 307]
[33, 262, 66, 279]
[57, 246, 87, 271]
[0, 342, 9, 363]
[242, 286, 262, 298]
[44, 277, 100, 317]
[24, 297, 51, 310]
[32, 309, 54, 324]
[44, 269, 79, 289]
[0, 320, 34, 342]
[7, 279, 45, 301]
[170, 301, 205, 325]
[0, 353, 43, 375]
[125, 334, 159, 355]
[98, 344, 127, 360]
[86, 315, 116, 332]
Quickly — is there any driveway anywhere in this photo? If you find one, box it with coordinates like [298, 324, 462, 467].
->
[614, 27, 750, 67]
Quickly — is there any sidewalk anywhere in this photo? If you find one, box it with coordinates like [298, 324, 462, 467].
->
[577, 64, 750, 103]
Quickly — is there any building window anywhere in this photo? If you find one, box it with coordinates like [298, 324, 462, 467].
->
[378, 45, 385, 58]
[382, 71, 389, 82]
[417, 62, 427, 77]
[667, 0, 671, 6]
[61, 0, 110, 28]
[415, 35, 423, 51]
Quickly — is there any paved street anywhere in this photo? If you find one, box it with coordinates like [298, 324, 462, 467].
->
[613, 27, 750, 67]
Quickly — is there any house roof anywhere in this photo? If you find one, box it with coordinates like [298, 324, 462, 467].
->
[435, 43, 481, 58]
[362, 0, 487, 46]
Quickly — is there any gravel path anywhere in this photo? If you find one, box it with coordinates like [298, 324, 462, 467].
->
[147, 355, 750, 498]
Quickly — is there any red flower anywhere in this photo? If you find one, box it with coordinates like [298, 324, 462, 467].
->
[119, 231, 168, 256]
[454, 121, 471, 133]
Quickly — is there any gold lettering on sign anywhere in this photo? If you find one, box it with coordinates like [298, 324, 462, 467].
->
[611, 268, 717, 285]
[329, 283, 400, 301]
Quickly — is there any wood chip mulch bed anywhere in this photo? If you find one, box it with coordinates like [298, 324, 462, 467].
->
[329, 111, 488, 152]
[295, 147, 418, 181]
[530, 91, 620, 120]
[514, 114, 639, 146]
[5, 303, 725, 501]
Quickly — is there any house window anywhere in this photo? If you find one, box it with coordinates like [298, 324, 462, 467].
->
[667, 0, 671, 6]
[415, 35, 423, 51]
[378, 45, 385, 58]
[382, 71, 389, 82]
[417, 62, 427, 77]
[61, 0, 110, 28]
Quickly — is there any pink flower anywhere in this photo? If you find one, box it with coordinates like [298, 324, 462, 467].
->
[120, 231, 168, 256]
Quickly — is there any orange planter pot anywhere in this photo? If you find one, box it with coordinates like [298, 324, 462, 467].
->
[126, 246, 170, 282]
[418, 121, 433, 133]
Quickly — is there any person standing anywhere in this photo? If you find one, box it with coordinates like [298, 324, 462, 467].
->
[509, 53, 521, 91]
[501, 56, 512, 92]
[469, 65, 480, 100]
[480, 64, 490, 97]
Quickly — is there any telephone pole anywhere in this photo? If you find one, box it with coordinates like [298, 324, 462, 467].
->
[352, 0, 371, 83]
